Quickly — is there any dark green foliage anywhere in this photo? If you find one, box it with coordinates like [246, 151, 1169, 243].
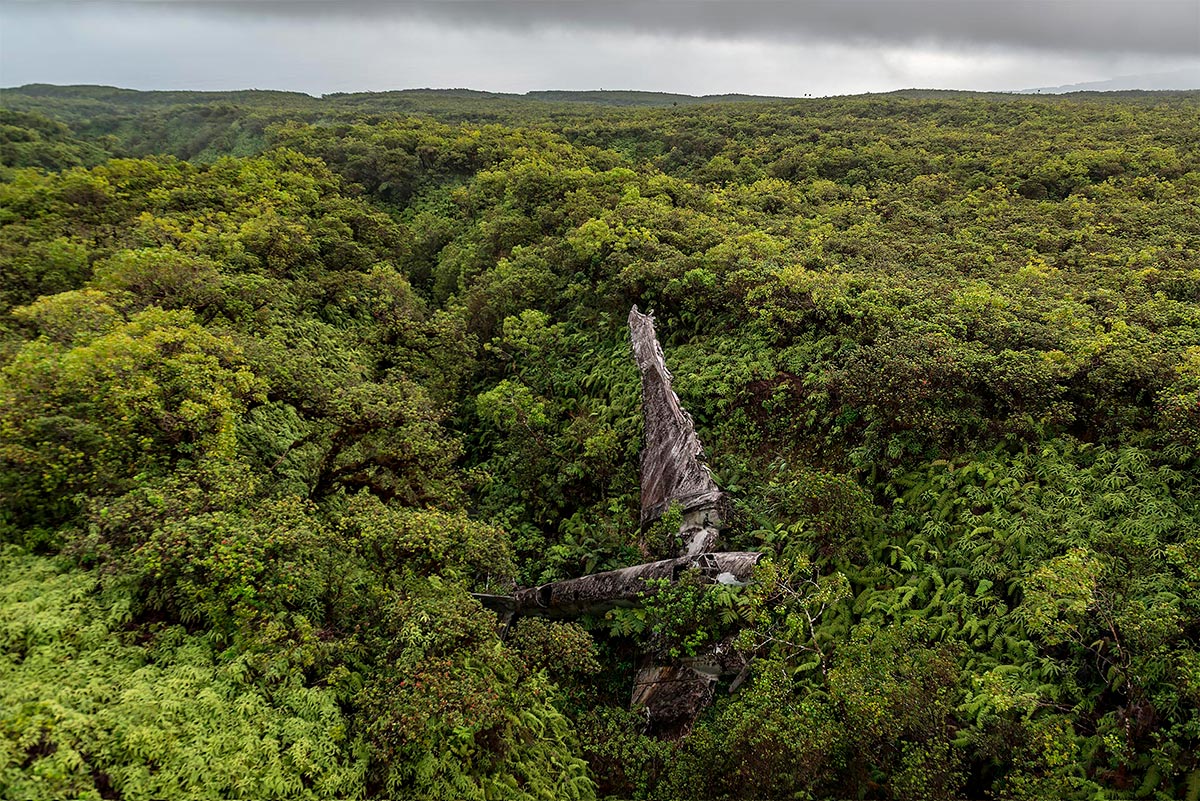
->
[3, 86, 1200, 799]
[0, 109, 112, 172]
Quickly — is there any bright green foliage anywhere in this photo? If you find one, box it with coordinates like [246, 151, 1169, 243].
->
[507, 618, 601, 682]
[1, 300, 260, 539]
[635, 570, 730, 659]
[0, 548, 366, 800]
[360, 654, 593, 800]
[574, 706, 675, 799]
[651, 661, 847, 800]
[3, 87, 1200, 799]
[827, 623, 966, 799]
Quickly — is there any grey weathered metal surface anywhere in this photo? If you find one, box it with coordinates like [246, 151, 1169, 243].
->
[509, 551, 763, 618]
[628, 306, 724, 531]
[630, 664, 716, 736]
[630, 641, 751, 735]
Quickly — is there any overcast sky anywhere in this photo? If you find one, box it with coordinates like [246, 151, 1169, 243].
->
[2, 1, 1198, 96]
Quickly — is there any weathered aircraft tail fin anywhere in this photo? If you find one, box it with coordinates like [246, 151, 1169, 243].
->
[628, 305, 724, 554]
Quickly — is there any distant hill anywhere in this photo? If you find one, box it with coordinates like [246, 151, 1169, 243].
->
[3, 83, 1197, 165]
[292, 87, 795, 107]
[3, 83, 317, 106]
[1019, 67, 1200, 94]
[13, 83, 1200, 114]
[4, 84, 798, 109]
[523, 90, 792, 106]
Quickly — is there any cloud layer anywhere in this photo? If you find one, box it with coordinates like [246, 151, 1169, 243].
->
[2, 1, 1198, 95]
[133, 0, 1200, 55]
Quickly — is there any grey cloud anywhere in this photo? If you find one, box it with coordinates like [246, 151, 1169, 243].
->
[119, 0, 1200, 55]
[3, 0, 1197, 96]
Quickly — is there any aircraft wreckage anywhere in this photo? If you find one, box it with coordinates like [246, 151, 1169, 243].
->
[476, 306, 762, 734]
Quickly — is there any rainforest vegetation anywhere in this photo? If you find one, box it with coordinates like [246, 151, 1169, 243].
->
[2, 84, 1200, 800]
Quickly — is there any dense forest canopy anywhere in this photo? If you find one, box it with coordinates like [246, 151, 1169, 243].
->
[2, 84, 1199, 800]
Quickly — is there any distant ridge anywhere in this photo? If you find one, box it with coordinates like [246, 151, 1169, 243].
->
[5, 84, 1199, 115]
[3, 84, 800, 109]
[1019, 68, 1200, 94]
[523, 90, 792, 106]
[323, 87, 796, 107]
[2, 83, 316, 103]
